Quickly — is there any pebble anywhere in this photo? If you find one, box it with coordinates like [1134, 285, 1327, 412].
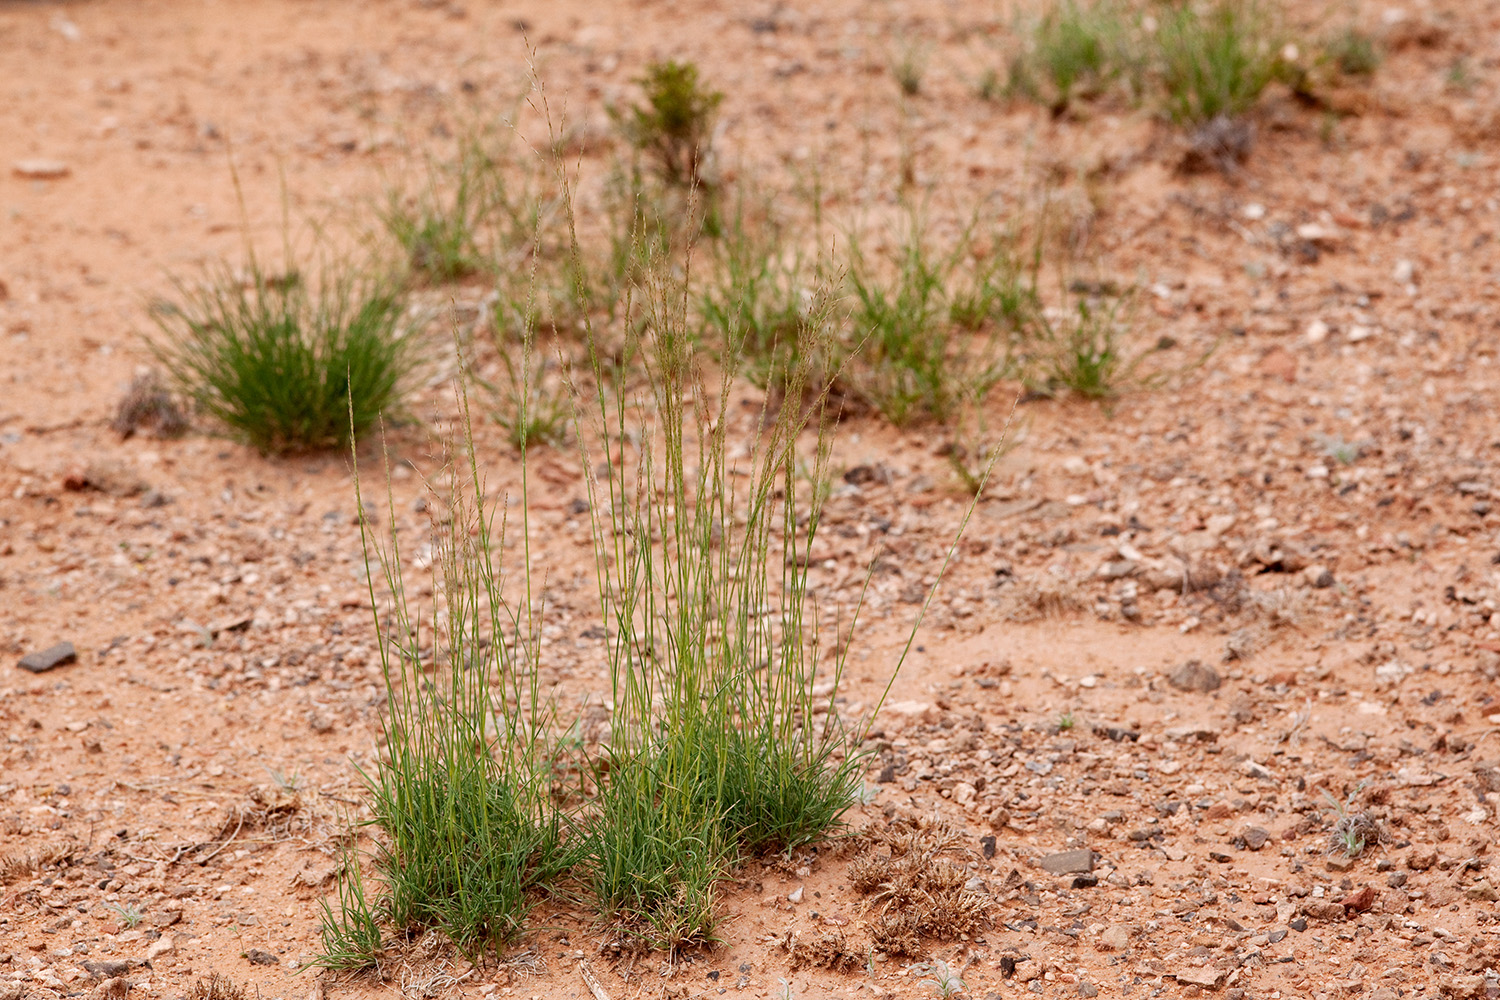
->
[1408, 845, 1438, 871]
[1305, 319, 1330, 344]
[18, 642, 77, 673]
[1173, 968, 1224, 988]
[243, 948, 279, 965]
[90, 977, 130, 1000]
[787, 886, 803, 904]
[1040, 849, 1095, 875]
[1167, 659, 1221, 693]
[1097, 925, 1131, 951]
[144, 936, 174, 960]
[12, 159, 71, 179]
[1242, 826, 1271, 851]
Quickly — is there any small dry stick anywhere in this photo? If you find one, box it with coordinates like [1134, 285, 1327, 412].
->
[579, 960, 612, 1000]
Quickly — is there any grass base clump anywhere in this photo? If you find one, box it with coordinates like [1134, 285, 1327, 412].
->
[152, 258, 416, 454]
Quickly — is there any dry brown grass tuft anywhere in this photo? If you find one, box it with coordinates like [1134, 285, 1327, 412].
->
[189, 974, 247, 1000]
[783, 931, 865, 971]
[846, 815, 992, 958]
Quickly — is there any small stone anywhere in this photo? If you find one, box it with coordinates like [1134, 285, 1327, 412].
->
[243, 948, 279, 966]
[1242, 826, 1271, 851]
[1173, 968, 1224, 988]
[1098, 559, 1136, 580]
[1408, 845, 1439, 871]
[1040, 849, 1095, 875]
[1393, 259, 1416, 285]
[1340, 886, 1377, 912]
[1168, 659, 1221, 693]
[1289, 916, 1307, 931]
[980, 835, 997, 859]
[787, 886, 803, 904]
[1306, 319, 1330, 344]
[91, 977, 130, 1000]
[1078, 984, 1098, 998]
[83, 961, 131, 979]
[1439, 974, 1487, 999]
[880, 700, 937, 734]
[1071, 874, 1099, 889]
[149, 907, 182, 928]
[1327, 854, 1356, 872]
[1303, 564, 1334, 588]
[1097, 925, 1131, 952]
[19, 642, 77, 673]
[145, 936, 175, 960]
[1464, 879, 1499, 901]
[12, 159, 70, 179]
[1386, 871, 1408, 888]
[1267, 927, 1288, 944]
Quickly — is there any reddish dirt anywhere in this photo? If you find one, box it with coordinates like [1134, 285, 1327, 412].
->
[5, 2, 1500, 1000]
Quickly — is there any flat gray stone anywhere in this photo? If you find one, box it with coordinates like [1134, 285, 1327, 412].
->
[1041, 849, 1095, 875]
[19, 642, 76, 673]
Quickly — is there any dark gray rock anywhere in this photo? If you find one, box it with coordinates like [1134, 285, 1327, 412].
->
[19, 642, 76, 673]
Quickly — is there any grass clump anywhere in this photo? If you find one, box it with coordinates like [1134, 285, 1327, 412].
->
[331, 391, 581, 961]
[581, 260, 866, 948]
[151, 259, 416, 454]
[1155, 0, 1281, 126]
[618, 61, 723, 189]
[1007, 0, 1134, 114]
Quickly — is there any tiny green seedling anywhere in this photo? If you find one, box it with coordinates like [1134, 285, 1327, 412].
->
[1057, 711, 1076, 731]
[919, 959, 967, 999]
[892, 41, 929, 97]
[106, 902, 145, 928]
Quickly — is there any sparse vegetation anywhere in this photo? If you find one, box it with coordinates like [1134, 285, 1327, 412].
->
[920, 959, 968, 999]
[382, 140, 497, 283]
[151, 257, 417, 454]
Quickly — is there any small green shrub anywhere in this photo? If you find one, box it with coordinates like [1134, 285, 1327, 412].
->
[619, 61, 723, 189]
[1155, 0, 1280, 125]
[105, 902, 144, 928]
[152, 259, 416, 454]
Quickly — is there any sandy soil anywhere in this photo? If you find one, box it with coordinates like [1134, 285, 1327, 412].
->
[5, 1, 1500, 999]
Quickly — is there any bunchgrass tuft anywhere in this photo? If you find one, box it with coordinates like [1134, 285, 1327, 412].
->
[1008, 0, 1133, 114]
[1155, 0, 1281, 126]
[341, 383, 581, 961]
[578, 234, 866, 949]
[382, 140, 497, 283]
[151, 258, 416, 454]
